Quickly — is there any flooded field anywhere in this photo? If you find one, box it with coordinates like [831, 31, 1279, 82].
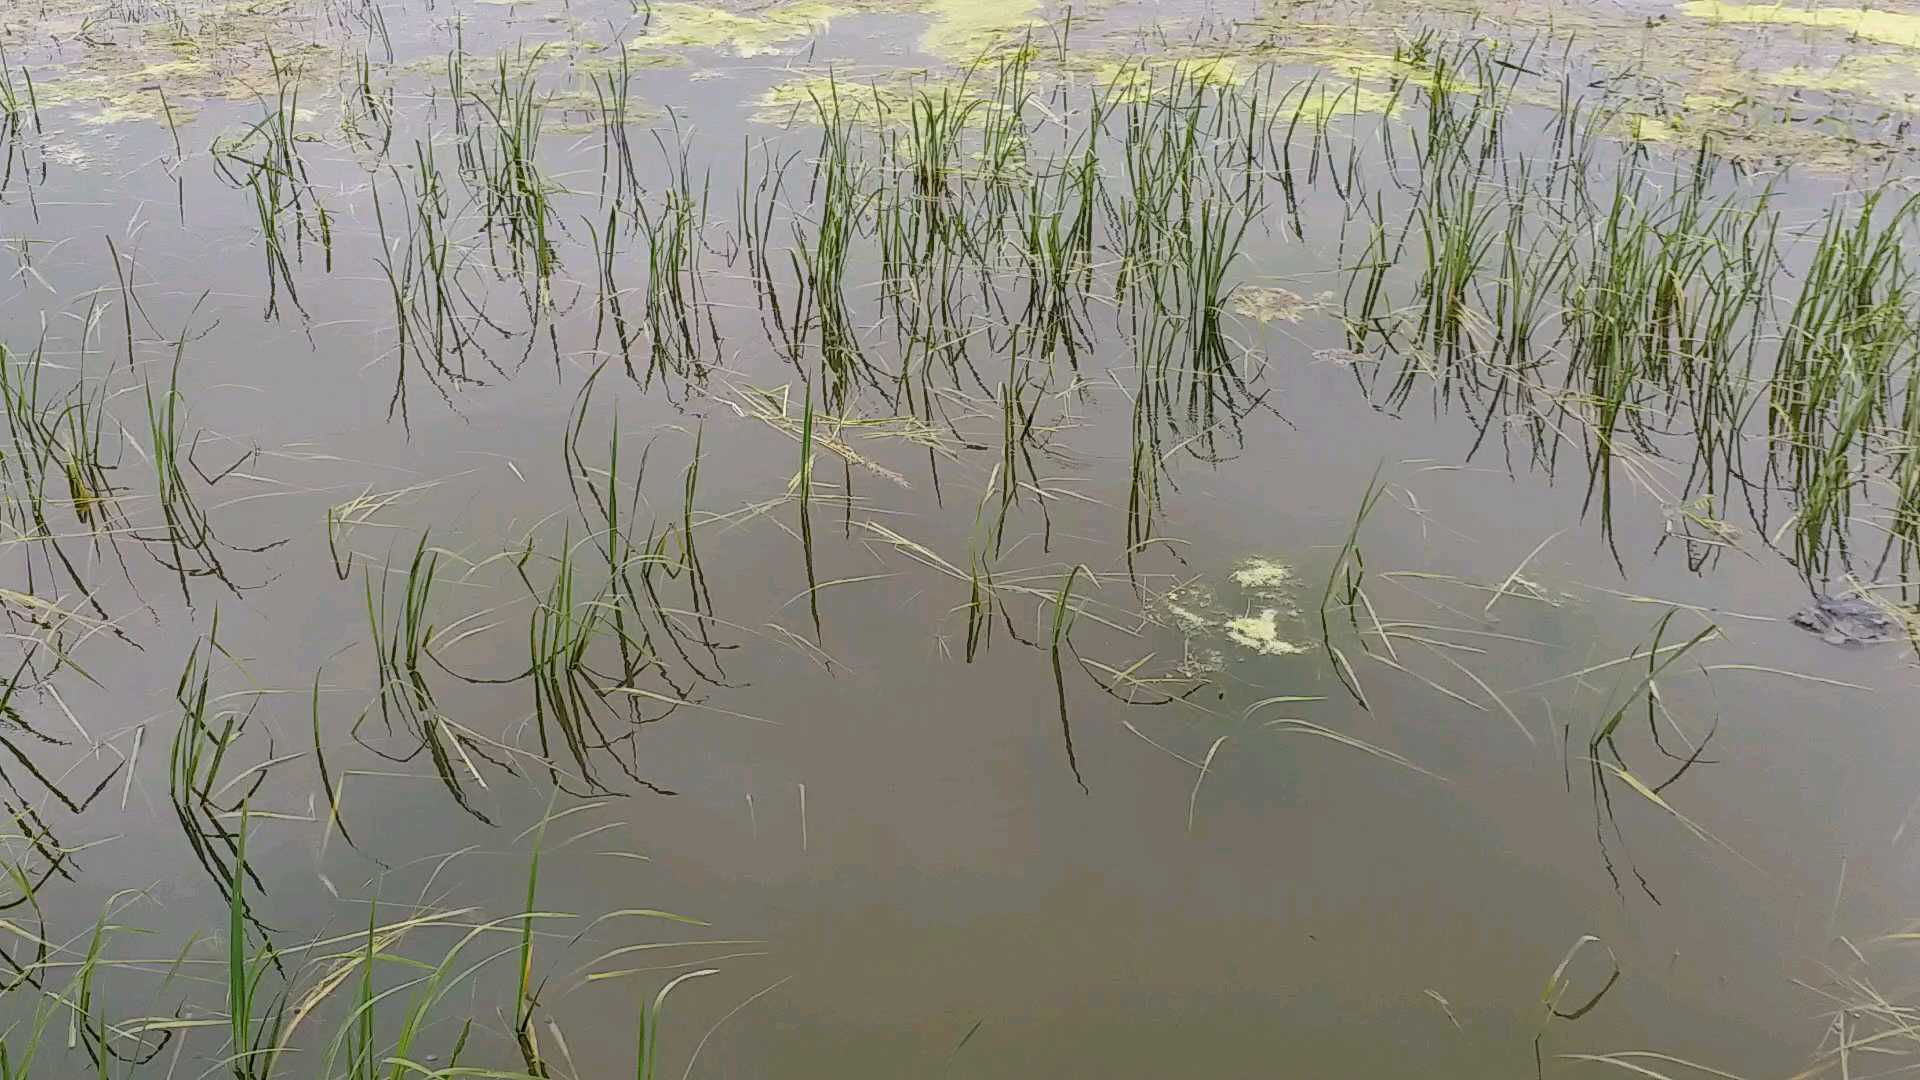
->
[4, 0, 1920, 1074]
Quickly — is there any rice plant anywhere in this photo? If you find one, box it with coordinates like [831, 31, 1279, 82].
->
[211, 47, 332, 319]
[465, 49, 558, 305]
[637, 134, 718, 384]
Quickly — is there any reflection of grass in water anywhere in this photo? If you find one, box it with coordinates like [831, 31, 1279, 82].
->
[142, 321, 284, 602]
[358, 533, 506, 826]
[1048, 564, 1088, 792]
[14, 793, 724, 1080]
[1583, 609, 1724, 904]
[1318, 466, 1388, 711]
[170, 619, 283, 938]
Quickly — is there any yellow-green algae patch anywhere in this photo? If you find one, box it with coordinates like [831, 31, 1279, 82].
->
[1228, 0, 1920, 164]
[1076, 55, 1250, 102]
[754, 68, 944, 123]
[1295, 80, 1405, 120]
[1225, 609, 1309, 656]
[1611, 102, 1896, 169]
[628, 1, 841, 58]
[1754, 54, 1920, 102]
[31, 50, 307, 126]
[15, 0, 349, 127]
[1301, 45, 1482, 94]
[918, 0, 1044, 60]
[1679, 1, 1920, 49]
[1230, 557, 1296, 591]
[31, 57, 211, 125]
[1073, 50, 1410, 115]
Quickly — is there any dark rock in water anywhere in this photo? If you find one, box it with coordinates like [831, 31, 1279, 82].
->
[1790, 595, 1906, 646]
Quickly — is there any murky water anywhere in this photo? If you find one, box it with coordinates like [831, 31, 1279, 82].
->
[4, 0, 1920, 1076]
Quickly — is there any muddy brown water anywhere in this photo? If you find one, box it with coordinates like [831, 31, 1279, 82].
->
[3, 0, 1920, 1076]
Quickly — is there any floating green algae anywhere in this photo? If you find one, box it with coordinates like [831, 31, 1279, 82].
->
[1225, 609, 1310, 656]
[629, 1, 842, 58]
[1679, 1, 1920, 49]
[1303, 44, 1481, 94]
[1080, 54, 1249, 96]
[14, 0, 342, 127]
[1147, 559, 1308, 659]
[918, 0, 1044, 60]
[1613, 102, 1895, 170]
[1230, 557, 1296, 591]
[754, 68, 941, 123]
[1074, 50, 1412, 115]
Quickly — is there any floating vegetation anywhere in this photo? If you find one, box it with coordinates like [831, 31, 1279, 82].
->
[1143, 561, 1309, 659]
[1678, 0, 1920, 49]
[916, 0, 1043, 60]
[1224, 608, 1309, 656]
[1230, 557, 1295, 592]
[630, 1, 843, 58]
[1228, 287, 1314, 325]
